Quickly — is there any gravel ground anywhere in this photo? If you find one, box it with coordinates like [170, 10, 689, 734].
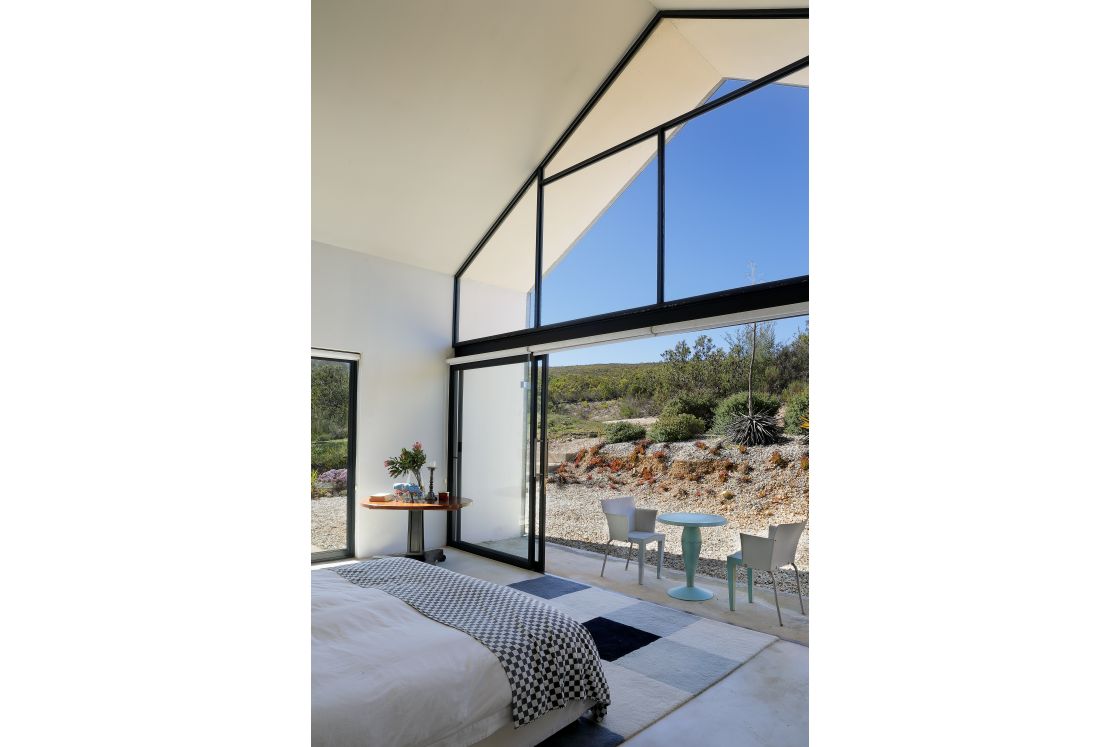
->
[546, 436, 809, 595]
[600, 416, 659, 426]
[308, 436, 809, 595]
[311, 495, 347, 551]
[548, 435, 603, 464]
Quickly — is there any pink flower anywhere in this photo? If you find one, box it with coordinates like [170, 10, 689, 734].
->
[413, 441, 422, 450]
[383, 459, 391, 467]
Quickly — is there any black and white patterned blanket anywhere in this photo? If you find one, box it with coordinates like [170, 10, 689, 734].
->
[333, 557, 610, 727]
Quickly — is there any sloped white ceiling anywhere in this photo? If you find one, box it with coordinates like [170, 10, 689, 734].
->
[312, 1, 808, 276]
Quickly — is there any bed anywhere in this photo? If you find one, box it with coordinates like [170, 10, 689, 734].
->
[311, 558, 609, 747]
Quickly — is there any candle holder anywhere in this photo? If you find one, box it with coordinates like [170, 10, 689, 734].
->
[424, 465, 438, 503]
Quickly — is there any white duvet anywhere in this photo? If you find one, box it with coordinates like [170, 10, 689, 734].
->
[312, 570, 513, 747]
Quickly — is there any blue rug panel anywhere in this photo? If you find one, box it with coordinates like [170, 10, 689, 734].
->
[581, 616, 661, 662]
[508, 575, 591, 599]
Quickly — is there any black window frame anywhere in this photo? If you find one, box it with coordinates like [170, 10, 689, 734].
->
[451, 8, 810, 354]
[311, 355, 358, 564]
[445, 354, 549, 572]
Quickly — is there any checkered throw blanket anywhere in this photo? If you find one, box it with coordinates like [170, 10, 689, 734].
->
[333, 558, 610, 727]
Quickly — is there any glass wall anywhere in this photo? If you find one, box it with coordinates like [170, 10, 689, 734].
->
[454, 15, 808, 347]
[543, 315, 810, 583]
[542, 140, 659, 325]
[665, 77, 808, 299]
[450, 14, 810, 576]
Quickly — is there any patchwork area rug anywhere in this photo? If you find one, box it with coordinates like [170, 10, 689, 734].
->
[505, 574, 777, 746]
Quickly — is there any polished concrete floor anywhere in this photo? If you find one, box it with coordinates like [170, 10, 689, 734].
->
[623, 639, 808, 747]
[437, 545, 809, 746]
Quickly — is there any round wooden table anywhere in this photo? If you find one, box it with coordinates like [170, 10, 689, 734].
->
[657, 512, 728, 601]
[361, 496, 472, 563]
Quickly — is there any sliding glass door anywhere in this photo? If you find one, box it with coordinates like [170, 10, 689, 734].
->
[448, 354, 547, 570]
[311, 356, 357, 562]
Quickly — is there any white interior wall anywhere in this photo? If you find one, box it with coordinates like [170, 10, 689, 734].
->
[457, 277, 529, 341]
[311, 241, 453, 558]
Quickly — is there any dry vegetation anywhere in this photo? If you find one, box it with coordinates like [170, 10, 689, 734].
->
[545, 433, 809, 594]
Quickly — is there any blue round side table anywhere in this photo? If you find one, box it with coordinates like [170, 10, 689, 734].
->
[657, 512, 728, 601]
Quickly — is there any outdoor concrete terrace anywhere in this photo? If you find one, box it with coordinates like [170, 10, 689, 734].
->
[464, 540, 807, 645]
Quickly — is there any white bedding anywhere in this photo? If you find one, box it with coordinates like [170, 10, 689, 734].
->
[312, 569, 513, 747]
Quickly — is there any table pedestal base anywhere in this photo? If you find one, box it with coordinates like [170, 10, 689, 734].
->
[667, 584, 714, 601]
[673, 524, 712, 601]
[404, 548, 445, 563]
[403, 509, 445, 564]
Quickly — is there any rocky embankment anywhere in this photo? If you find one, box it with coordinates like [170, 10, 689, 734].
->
[545, 435, 810, 594]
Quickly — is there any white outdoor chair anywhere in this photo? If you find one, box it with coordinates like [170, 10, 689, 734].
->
[599, 496, 665, 585]
[726, 521, 806, 626]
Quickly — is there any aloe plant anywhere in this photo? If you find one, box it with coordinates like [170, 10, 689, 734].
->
[725, 412, 780, 446]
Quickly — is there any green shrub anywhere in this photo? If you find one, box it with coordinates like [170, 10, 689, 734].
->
[784, 391, 809, 435]
[618, 400, 639, 419]
[547, 414, 605, 438]
[661, 393, 718, 428]
[649, 413, 706, 443]
[311, 439, 348, 471]
[603, 421, 647, 444]
[712, 391, 780, 435]
[781, 380, 808, 401]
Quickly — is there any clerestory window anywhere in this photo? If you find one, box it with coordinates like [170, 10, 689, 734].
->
[455, 13, 809, 346]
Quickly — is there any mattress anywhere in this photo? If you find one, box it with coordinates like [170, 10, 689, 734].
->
[312, 569, 512, 747]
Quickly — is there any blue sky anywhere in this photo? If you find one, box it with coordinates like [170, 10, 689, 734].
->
[541, 78, 808, 365]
